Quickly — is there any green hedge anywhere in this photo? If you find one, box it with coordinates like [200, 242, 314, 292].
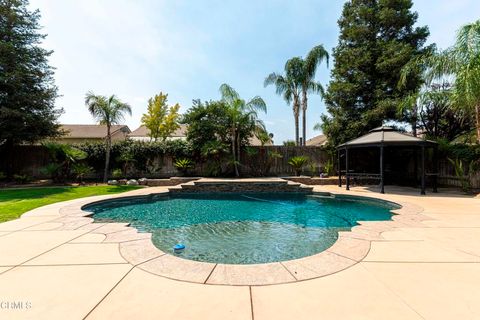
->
[75, 139, 193, 173]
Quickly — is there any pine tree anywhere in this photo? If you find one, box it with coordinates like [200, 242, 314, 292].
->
[321, 0, 430, 146]
[0, 0, 61, 148]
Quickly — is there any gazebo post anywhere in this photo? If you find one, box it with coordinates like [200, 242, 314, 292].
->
[380, 145, 384, 194]
[421, 145, 426, 195]
[433, 145, 438, 193]
[345, 148, 350, 191]
[338, 149, 342, 187]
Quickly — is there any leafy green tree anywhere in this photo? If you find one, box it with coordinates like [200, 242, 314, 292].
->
[141, 92, 180, 142]
[402, 20, 480, 143]
[0, 0, 61, 170]
[182, 100, 230, 153]
[419, 84, 474, 142]
[396, 81, 474, 141]
[265, 59, 302, 145]
[219, 84, 267, 177]
[85, 92, 131, 182]
[298, 45, 329, 146]
[320, 0, 430, 146]
[182, 88, 267, 177]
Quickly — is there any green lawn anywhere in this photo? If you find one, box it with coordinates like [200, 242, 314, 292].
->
[0, 185, 141, 223]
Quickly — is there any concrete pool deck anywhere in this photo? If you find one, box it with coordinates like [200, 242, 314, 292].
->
[0, 183, 479, 319]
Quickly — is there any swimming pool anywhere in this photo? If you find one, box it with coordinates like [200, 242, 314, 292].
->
[84, 193, 399, 264]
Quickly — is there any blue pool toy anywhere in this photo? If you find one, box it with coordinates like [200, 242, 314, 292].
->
[173, 244, 185, 253]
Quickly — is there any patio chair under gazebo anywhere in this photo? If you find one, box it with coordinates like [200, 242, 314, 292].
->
[336, 126, 438, 195]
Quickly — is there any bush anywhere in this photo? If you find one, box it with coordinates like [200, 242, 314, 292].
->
[13, 174, 31, 184]
[283, 140, 296, 146]
[72, 163, 94, 184]
[174, 158, 194, 176]
[40, 163, 63, 181]
[76, 139, 193, 175]
[42, 142, 87, 181]
[308, 163, 317, 177]
[112, 168, 123, 179]
[323, 159, 334, 176]
[288, 156, 309, 176]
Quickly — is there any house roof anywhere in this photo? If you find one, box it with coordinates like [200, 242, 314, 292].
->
[248, 135, 273, 146]
[306, 134, 327, 146]
[337, 126, 437, 148]
[60, 124, 130, 139]
[128, 124, 188, 138]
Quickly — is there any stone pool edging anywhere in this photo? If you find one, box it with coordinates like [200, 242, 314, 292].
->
[19, 187, 431, 286]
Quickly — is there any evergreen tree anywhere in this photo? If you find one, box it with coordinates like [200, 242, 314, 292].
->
[0, 0, 61, 148]
[321, 0, 430, 146]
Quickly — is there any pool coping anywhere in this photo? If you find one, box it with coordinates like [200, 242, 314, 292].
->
[21, 187, 430, 286]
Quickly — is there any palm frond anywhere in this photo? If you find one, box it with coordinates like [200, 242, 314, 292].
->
[246, 96, 267, 113]
[313, 122, 323, 131]
[307, 81, 325, 97]
[304, 44, 329, 79]
[219, 83, 240, 104]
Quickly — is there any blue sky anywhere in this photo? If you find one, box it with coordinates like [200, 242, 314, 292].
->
[29, 0, 480, 144]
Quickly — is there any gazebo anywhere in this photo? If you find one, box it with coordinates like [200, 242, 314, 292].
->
[336, 126, 438, 195]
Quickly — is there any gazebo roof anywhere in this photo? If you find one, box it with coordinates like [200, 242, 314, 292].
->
[337, 126, 437, 148]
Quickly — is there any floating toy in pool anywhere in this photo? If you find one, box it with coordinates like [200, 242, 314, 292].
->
[173, 244, 185, 253]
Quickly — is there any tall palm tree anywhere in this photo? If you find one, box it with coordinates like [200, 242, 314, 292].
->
[298, 45, 329, 145]
[402, 20, 480, 143]
[85, 92, 132, 182]
[219, 84, 267, 177]
[265, 59, 302, 145]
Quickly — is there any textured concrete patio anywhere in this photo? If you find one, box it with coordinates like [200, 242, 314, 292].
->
[0, 184, 479, 319]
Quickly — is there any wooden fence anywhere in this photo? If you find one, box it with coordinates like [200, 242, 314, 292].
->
[1, 145, 478, 188]
[437, 159, 480, 189]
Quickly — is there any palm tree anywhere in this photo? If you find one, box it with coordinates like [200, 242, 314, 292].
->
[265, 59, 302, 145]
[85, 92, 132, 182]
[397, 91, 421, 137]
[402, 20, 480, 143]
[298, 45, 329, 145]
[219, 84, 267, 177]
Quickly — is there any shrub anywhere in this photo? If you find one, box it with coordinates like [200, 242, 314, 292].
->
[283, 140, 296, 146]
[40, 163, 63, 181]
[72, 163, 94, 184]
[13, 174, 31, 184]
[448, 158, 475, 193]
[288, 156, 309, 176]
[112, 168, 123, 179]
[76, 139, 193, 174]
[42, 142, 87, 181]
[174, 158, 194, 175]
[323, 159, 334, 176]
[308, 163, 317, 177]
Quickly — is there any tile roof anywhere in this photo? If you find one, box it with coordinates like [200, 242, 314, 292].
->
[60, 124, 130, 139]
[128, 124, 188, 138]
[306, 134, 328, 146]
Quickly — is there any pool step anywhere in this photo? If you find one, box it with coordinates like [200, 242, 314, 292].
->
[168, 179, 313, 194]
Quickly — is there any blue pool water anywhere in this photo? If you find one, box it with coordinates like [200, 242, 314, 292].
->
[84, 193, 398, 264]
